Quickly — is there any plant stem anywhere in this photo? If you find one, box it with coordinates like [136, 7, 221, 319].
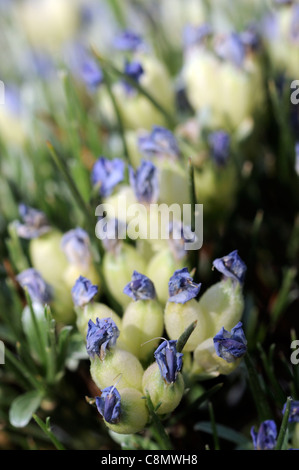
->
[146, 393, 173, 450]
[275, 396, 292, 450]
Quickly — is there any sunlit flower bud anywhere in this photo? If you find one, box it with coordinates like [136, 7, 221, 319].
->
[138, 125, 180, 161]
[121, 272, 164, 360]
[251, 420, 277, 450]
[142, 340, 185, 415]
[213, 322, 247, 363]
[213, 250, 247, 284]
[103, 243, 147, 308]
[164, 268, 207, 351]
[146, 248, 187, 304]
[86, 317, 120, 360]
[75, 300, 122, 341]
[16, 205, 74, 323]
[198, 278, 244, 338]
[15, 204, 51, 239]
[96, 387, 148, 434]
[16, 268, 52, 304]
[193, 337, 242, 379]
[129, 160, 159, 204]
[91, 157, 125, 198]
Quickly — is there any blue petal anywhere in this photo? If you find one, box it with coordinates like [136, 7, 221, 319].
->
[138, 126, 180, 160]
[71, 276, 98, 307]
[168, 267, 201, 304]
[96, 386, 121, 424]
[86, 317, 120, 359]
[208, 130, 231, 166]
[129, 160, 159, 203]
[123, 271, 156, 301]
[213, 322, 247, 363]
[112, 30, 145, 51]
[91, 157, 125, 197]
[61, 227, 91, 267]
[213, 250, 247, 284]
[154, 340, 183, 384]
[15, 204, 51, 239]
[16, 268, 52, 304]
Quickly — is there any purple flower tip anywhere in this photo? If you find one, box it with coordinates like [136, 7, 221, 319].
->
[129, 159, 159, 204]
[15, 204, 51, 239]
[123, 271, 156, 301]
[251, 420, 277, 450]
[154, 340, 183, 384]
[168, 267, 201, 304]
[213, 322, 247, 363]
[213, 250, 247, 284]
[71, 276, 98, 307]
[16, 268, 52, 304]
[95, 386, 121, 424]
[86, 317, 120, 360]
[138, 125, 180, 160]
[91, 157, 125, 197]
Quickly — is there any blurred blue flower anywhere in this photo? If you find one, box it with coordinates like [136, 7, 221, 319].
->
[97, 217, 127, 253]
[91, 157, 125, 197]
[61, 227, 91, 268]
[65, 43, 103, 91]
[112, 30, 145, 51]
[16, 268, 52, 304]
[71, 276, 98, 307]
[251, 420, 277, 450]
[138, 125, 180, 160]
[240, 25, 261, 51]
[215, 32, 245, 67]
[213, 250, 247, 284]
[96, 385, 121, 424]
[208, 130, 231, 166]
[15, 204, 51, 239]
[183, 23, 212, 49]
[213, 322, 247, 363]
[168, 221, 197, 260]
[154, 340, 183, 384]
[86, 317, 120, 359]
[168, 267, 201, 304]
[123, 271, 156, 301]
[282, 399, 299, 422]
[129, 160, 159, 203]
[122, 60, 144, 94]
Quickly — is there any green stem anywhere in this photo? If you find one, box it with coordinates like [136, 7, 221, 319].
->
[244, 353, 272, 422]
[33, 415, 66, 450]
[24, 290, 48, 369]
[275, 396, 292, 450]
[146, 393, 173, 450]
[208, 401, 220, 450]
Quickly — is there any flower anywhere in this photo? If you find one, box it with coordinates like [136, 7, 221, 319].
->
[16, 268, 52, 304]
[61, 227, 92, 268]
[183, 23, 212, 50]
[251, 420, 277, 450]
[86, 317, 120, 360]
[212, 250, 247, 284]
[213, 322, 247, 363]
[112, 30, 145, 52]
[214, 32, 246, 68]
[122, 60, 144, 94]
[71, 276, 98, 307]
[208, 130, 231, 166]
[154, 340, 183, 384]
[129, 160, 159, 204]
[168, 221, 197, 260]
[123, 271, 156, 301]
[283, 399, 299, 423]
[79, 56, 103, 90]
[95, 386, 121, 424]
[91, 157, 125, 197]
[15, 204, 51, 239]
[168, 267, 201, 304]
[137, 125, 180, 160]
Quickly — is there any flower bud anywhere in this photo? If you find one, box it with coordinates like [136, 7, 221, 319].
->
[87, 318, 144, 391]
[103, 243, 147, 308]
[164, 268, 207, 351]
[251, 420, 277, 450]
[98, 53, 175, 130]
[193, 337, 242, 379]
[96, 386, 148, 434]
[213, 322, 247, 363]
[142, 340, 184, 415]
[121, 272, 164, 361]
